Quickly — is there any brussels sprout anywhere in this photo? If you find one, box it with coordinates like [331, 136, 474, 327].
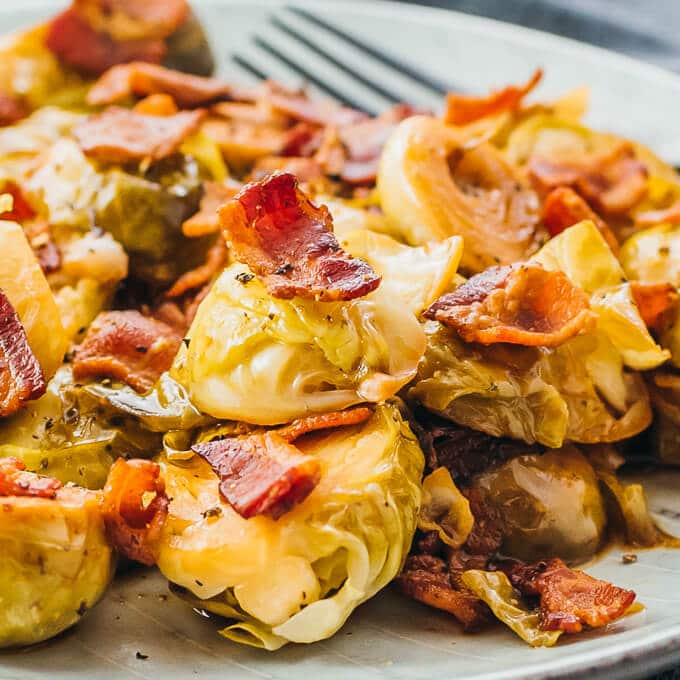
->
[471, 447, 607, 562]
[172, 263, 426, 425]
[620, 224, 680, 288]
[648, 371, 680, 465]
[0, 367, 161, 488]
[157, 403, 424, 649]
[0, 483, 113, 648]
[163, 9, 216, 77]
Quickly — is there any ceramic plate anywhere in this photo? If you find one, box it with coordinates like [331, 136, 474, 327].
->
[2, 2, 680, 679]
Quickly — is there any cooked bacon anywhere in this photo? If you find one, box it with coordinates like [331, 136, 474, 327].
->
[192, 431, 321, 520]
[0, 458, 61, 499]
[0, 92, 27, 127]
[182, 181, 239, 237]
[102, 458, 169, 566]
[72, 310, 182, 392]
[46, 9, 167, 77]
[280, 122, 323, 157]
[276, 407, 372, 443]
[396, 564, 491, 632]
[72, 0, 188, 42]
[529, 143, 648, 216]
[248, 156, 325, 184]
[631, 281, 679, 332]
[542, 186, 619, 254]
[424, 263, 592, 347]
[444, 69, 542, 126]
[0, 290, 46, 418]
[165, 236, 227, 298]
[266, 89, 367, 128]
[133, 93, 178, 116]
[506, 558, 636, 633]
[636, 199, 680, 226]
[0, 182, 37, 223]
[87, 62, 233, 108]
[33, 237, 62, 274]
[219, 172, 381, 301]
[74, 106, 205, 163]
[410, 408, 540, 484]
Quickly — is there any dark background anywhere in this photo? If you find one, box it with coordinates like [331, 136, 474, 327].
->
[397, 1, 680, 678]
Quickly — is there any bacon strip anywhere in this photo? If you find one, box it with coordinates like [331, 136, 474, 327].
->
[87, 62, 233, 108]
[631, 281, 679, 333]
[636, 199, 680, 226]
[248, 156, 325, 184]
[0, 92, 27, 127]
[423, 264, 592, 347]
[72, 310, 182, 393]
[192, 432, 321, 520]
[444, 69, 542, 126]
[276, 407, 372, 443]
[165, 236, 227, 298]
[218, 172, 381, 301]
[0, 290, 46, 418]
[133, 93, 179, 116]
[182, 182, 240, 237]
[529, 143, 648, 216]
[506, 558, 636, 633]
[542, 186, 619, 254]
[0, 458, 61, 499]
[74, 106, 205, 163]
[102, 458, 169, 566]
[266, 89, 367, 128]
[46, 8, 167, 77]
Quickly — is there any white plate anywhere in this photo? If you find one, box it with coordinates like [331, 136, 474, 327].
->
[2, 2, 680, 679]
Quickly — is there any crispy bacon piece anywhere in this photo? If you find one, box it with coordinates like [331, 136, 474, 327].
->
[529, 143, 648, 215]
[248, 156, 325, 184]
[0, 92, 27, 127]
[165, 236, 227, 298]
[266, 88, 368, 128]
[182, 181, 240, 237]
[0, 290, 46, 418]
[424, 264, 592, 347]
[397, 557, 492, 631]
[631, 281, 679, 332]
[542, 186, 619, 254]
[87, 62, 233, 108]
[102, 458, 169, 566]
[444, 69, 542, 126]
[0, 181, 36, 223]
[636, 199, 680, 226]
[276, 407, 372, 443]
[506, 558, 636, 633]
[218, 172, 381, 301]
[46, 9, 167, 77]
[192, 432, 321, 520]
[73, 106, 204, 163]
[72, 310, 182, 393]
[0, 458, 61, 499]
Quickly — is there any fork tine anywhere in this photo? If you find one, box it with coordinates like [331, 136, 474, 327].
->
[290, 7, 461, 96]
[231, 54, 269, 81]
[252, 35, 379, 114]
[270, 16, 403, 106]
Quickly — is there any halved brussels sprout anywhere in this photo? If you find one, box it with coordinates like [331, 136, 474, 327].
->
[163, 9, 216, 77]
[620, 224, 680, 288]
[0, 481, 113, 648]
[172, 263, 426, 425]
[648, 371, 680, 465]
[471, 447, 607, 562]
[158, 403, 424, 650]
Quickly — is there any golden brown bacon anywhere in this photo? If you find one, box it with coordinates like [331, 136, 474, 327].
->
[73, 106, 205, 163]
[631, 281, 679, 333]
[542, 186, 619, 254]
[0, 290, 46, 418]
[192, 432, 321, 520]
[218, 172, 381, 301]
[276, 407, 372, 443]
[266, 88, 368, 128]
[444, 68, 542, 126]
[72, 310, 182, 393]
[505, 558, 636, 633]
[424, 264, 592, 347]
[529, 143, 648, 216]
[0, 92, 27, 127]
[87, 62, 233, 108]
[0, 458, 61, 499]
[636, 199, 680, 226]
[102, 458, 169, 566]
[182, 181, 239, 237]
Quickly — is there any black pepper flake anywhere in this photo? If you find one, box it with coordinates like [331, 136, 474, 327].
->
[135, 652, 149, 660]
[195, 579, 203, 587]
[76, 601, 88, 616]
[77, 326, 86, 335]
[659, 246, 670, 257]
[39, 458, 49, 470]
[622, 553, 638, 564]
[235, 272, 255, 284]
[274, 263, 293, 275]
[202, 507, 222, 519]
[135, 345, 148, 354]
[183, 337, 191, 348]
[63, 350, 75, 364]
[44, 417, 54, 431]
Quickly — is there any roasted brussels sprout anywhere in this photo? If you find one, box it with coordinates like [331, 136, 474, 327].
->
[0, 461, 113, 648]
[471, 447, 607, 562]
[157, 403, 424, 649]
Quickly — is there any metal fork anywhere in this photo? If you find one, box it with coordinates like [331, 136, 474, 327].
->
[229, 6, 461, 115]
